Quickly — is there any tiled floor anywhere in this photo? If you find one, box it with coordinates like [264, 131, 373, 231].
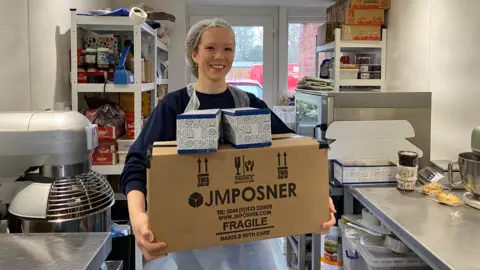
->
[144, 239, 297, 270]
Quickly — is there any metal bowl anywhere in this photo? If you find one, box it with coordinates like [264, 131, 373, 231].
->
[458, 152, 480, 197]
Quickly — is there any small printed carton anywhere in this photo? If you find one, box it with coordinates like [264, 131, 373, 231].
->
[176, 109, 222, 154]
[222, 108, 272, 149]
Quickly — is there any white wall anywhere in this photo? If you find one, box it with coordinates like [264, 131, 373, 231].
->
[386, 0, 480, 160]
[0, 0, 31, 111]
[28, 0, 113, 111]
[115, 0, 188, 91]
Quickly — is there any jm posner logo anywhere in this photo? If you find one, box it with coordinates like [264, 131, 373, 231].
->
[234, 155, 255, 184]
[188, 192, 204, 208]
[187, 183, 298, 208]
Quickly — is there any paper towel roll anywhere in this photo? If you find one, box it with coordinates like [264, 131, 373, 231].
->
[129, 7, 147, 24]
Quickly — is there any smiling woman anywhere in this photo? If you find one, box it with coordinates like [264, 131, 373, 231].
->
[191, 27, 235, 83]
[120, 17, 335, 269]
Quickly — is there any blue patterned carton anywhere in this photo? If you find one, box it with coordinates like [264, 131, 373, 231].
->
[176, 109, 221, 154]
[222, 108, 272, 149]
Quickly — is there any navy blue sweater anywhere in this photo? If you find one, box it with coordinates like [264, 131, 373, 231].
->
[120, 87, 293, 195]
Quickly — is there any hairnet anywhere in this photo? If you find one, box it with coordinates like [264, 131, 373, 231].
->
[185, 18, 235, 78]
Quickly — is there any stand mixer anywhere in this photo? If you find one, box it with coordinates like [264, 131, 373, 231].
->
[448, 127, 480, 209]
[0, 111, 114, 233]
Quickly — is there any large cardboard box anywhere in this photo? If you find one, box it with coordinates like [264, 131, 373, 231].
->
[327, 0, 389, 24]
[336, 0, 390, 10]
[119, 92, 152, 117]
[341, 25, 382, 41]
[344, 9, 385, 25]
[317, 22, 342, 45]
[327, 5, 336, 22]
[147, 135, 330, 253]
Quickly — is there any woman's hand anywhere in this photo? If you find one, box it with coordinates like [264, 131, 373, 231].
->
[131, 212, 168, 261]
[321, 197, 337, 233]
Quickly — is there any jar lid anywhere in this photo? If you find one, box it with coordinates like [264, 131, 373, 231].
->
[97, 48, 110, 52]
[86, 48, 97, 52]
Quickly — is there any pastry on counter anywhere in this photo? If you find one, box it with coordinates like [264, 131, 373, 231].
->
[422, 183, 443, 195]
[437, 192, 461, 206]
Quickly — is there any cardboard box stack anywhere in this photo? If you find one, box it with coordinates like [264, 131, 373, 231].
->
[145, 109, 330, 252]
[147, 134, 330, 253]
[319, 0, 390, 44]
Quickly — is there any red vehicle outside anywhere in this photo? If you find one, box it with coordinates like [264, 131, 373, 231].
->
[249, 63, 299, 93]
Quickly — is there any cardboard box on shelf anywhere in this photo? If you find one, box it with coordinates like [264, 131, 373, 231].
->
[117, 135, 134, 152]
[119, 92, 152, 117]
[317, 22, 342, 45]
[96, 138, 118, 153]
[92, 152, 119, 165]
[341, 25, 382, 41]
[327, 5, 336, 22]
[146, 135, 330, 253]
[176, 109, 222, 154]
[222, 108, 272, 149]
[344, 9, 385, 25]
[336, 0, 390, 10]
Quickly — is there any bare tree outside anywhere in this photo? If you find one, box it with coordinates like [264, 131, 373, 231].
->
[232, 26, 263, 62]
[288, 24, 302, 64]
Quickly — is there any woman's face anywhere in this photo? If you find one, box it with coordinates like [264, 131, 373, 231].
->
[192, 27, 235, 82]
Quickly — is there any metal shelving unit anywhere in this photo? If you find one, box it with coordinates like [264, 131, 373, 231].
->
[70, 9, 169, 177]
[315, 28, 387, 91]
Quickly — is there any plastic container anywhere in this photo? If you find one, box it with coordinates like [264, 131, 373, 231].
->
[321, 226, 344, 269]
[340, 221, 429, 270]
[359, 72, 370, 79]
[97, 48, 111, 70]
[273, 106, 295, 123]
[359, 65, 369, 73]
[329, 69, 360, 80]
[85, 48, 97, 70]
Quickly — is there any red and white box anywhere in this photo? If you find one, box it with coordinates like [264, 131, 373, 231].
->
[92, 152, 119, 165]
[95, 139, 118, 153]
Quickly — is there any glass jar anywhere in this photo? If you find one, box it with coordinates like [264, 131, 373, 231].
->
[97, 48, 111, 70]
[85, 48, 97, 70]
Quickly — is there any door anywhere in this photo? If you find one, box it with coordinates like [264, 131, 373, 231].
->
[189, 16, 275, 107]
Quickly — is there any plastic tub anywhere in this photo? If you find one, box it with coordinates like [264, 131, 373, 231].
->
[340, 220, 430, 270]
[329, 69, 359, 80]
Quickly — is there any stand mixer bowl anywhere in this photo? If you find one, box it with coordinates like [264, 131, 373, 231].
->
[455, 152, 480, 197]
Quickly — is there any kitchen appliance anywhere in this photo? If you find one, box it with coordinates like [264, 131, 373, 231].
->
[0, 111, 114, 233]
[473, 127, 480, 157]
[448, 152, 480, 210]
[295, 90, 432, 168]
[418, 160, 463, 189]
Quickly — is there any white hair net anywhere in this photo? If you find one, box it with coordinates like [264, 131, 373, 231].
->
[185, 18, 235, 78]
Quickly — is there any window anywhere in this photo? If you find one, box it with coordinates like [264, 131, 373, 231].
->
[284, 22, 325, 98]
[226, 26, 264, 99]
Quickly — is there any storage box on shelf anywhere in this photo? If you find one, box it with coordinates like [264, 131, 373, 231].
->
[70, 9, 168, 175]
[315, 28, 387, 91]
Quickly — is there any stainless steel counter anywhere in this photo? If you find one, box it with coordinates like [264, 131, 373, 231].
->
[0, 232, 112, 270]
[347, 186, 480, 270]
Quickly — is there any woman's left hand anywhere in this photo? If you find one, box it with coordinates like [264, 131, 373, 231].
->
[322, 197, 337, 232]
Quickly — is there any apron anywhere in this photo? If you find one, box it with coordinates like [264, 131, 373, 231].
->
[184, 83, 250, 112]
[160, 84, 278, 270]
